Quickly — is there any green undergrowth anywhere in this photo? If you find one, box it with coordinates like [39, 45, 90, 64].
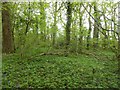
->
[2, 49, 119, 88]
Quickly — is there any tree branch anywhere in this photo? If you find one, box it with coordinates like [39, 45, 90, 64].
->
[82, 4, 119, 38]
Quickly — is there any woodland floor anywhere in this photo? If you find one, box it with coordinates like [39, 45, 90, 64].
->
[2, 49, 119, 88]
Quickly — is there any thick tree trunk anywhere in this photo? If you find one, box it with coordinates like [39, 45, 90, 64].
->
[2, 2, 14, 53]
[66, 2, 72, 50]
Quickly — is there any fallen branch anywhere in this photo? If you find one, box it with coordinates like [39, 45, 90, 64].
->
[28, 52, 65, 60]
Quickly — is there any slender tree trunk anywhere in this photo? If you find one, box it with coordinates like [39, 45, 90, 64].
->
[93, 2, 99, 48]
[25, 2, 31, 35]
[2, 2, 14, 53]
[87, 4, 92, 50]
[113, 7, 117, 46]
[0, 3, 1, 89]
[53, 2, 57, 46]
[0, 3, 2, 54]
[66, 2, 72, 50]
[118, 36, 120, 58]
[118, 2, 120, 60]
[103, 14, 108, 49]
[40, 2, 46, 41]
[35, 17, 38, 35]
[78, 5, 83, 51]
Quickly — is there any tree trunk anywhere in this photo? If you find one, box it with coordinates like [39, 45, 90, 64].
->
[93, 2, 99, 48]
[52, 2, 57, 46]
[118, 1, 120, 60]
[25, 2, 31, 35]
[87, 4, 92, 50]
[66, 2, 72, 50]
[103, 13, 108, 49]
[2, 2, 14, 53]
[78, 3, 83, 52]
[40, 2, 46, 41]
[0, 3, 2, 54]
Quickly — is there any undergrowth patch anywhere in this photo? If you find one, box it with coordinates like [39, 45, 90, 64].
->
[2, 50, 118, 88]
